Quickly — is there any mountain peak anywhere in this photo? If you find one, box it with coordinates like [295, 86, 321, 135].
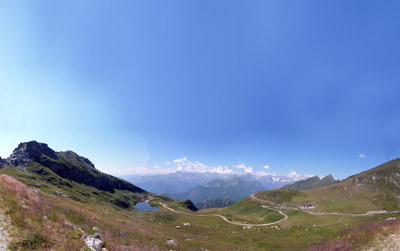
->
[281, 174, 338, 190]
[8, 141, 58, 166]
[321, 174, 335, 182]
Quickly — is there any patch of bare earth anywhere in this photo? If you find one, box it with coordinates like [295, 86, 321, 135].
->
[365, 227, 400, 251]
[0, 199, 12, 251]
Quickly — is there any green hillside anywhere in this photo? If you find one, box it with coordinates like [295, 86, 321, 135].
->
[282, 174, 339, 190]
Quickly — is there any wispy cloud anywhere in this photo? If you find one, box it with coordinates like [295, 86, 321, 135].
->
[263, 165, 270, 170]
[359, 153, 366, 159]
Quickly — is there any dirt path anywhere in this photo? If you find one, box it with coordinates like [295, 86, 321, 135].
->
[0, 200, 11, 251]
[158, 202, 288, 227]
[250, 193, 399, 217]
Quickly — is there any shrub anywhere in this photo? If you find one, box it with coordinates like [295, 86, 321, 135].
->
[21, 232, 47, 250]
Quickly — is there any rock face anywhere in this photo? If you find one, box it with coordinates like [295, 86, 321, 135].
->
[0, 157, 5, 169]
[8, 141, 58, 166]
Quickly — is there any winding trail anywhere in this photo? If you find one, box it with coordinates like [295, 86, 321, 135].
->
[250, 193, 399, 217]
[159, 202, 288, 227]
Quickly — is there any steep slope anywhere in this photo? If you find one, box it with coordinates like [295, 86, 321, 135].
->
[282, 175, 338, 190]
[168, 176, 265, 203]
[255, 159, 400, 214]
[0, 141, 147, 208]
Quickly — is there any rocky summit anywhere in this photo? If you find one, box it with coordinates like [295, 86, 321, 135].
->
[8, 141, 59, 166]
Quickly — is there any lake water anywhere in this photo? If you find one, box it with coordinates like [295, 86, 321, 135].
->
[135, 202, 160, 212]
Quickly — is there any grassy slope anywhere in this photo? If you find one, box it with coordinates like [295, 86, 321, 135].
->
[0, 165, 148, 210]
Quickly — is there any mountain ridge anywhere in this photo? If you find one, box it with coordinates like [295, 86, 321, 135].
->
[281, 174, 339, 190]
[168, 175, 266, 203]
[0, 141, 150, 210]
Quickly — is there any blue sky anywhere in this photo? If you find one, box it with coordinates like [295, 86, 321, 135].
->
[1, 1, 400, 179]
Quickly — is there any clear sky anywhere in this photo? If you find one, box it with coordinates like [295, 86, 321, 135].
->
[1, 1, 400, 179]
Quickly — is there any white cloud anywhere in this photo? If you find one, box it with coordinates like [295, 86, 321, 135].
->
[359, 153, 366, 159]
[153, 164, 161, 169]
[165, 161, 171, 165]
[263, 165, 270, 170]
[232, 163, 253, 174]
[172, 157, 235, 174]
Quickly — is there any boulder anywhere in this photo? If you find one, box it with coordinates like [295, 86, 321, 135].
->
[166, 239, 178, 246]
[82, 233, 104, 251]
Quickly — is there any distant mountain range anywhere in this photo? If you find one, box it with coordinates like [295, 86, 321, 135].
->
[167, 175, 265, 203]
[123, 171, 314, 204]
[281, 174, 339, 190]
[122, 172, 228, 195]
[165, 173, 315, 204]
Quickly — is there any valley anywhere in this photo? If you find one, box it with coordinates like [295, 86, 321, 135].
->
[0, 141, 400, 250]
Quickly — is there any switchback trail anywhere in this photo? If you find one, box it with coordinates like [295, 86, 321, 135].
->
[158, 202, 288, 227]
[250, 194, 399, 217]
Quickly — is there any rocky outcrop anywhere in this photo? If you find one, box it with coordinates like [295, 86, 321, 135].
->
[8, 141, 58, 166]
[179, 199, 198, 211]
[0, 157, 5, 169]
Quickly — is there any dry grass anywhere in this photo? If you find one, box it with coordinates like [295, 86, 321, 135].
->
[0, 174, 166, 250]
[308, 218, 400, 251]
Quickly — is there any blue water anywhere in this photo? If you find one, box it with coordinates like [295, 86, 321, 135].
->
[135, 202, 160, 212]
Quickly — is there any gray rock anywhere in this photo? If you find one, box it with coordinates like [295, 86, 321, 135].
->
[166, 239, 178, 246]
[82, 233, 104, 251]
[63, 221, 74, 227]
